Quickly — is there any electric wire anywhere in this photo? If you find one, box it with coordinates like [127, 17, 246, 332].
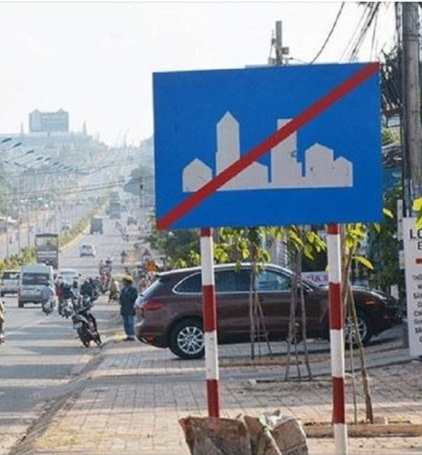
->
[340, 4, 370, 61]
[310, 2, 345, 64]
[348, 3, 381, 62]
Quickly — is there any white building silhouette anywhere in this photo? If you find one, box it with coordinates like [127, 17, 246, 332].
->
[183, 158, 213, 192]
[182, 112, 353, 192]
[216, 112, 268, 190]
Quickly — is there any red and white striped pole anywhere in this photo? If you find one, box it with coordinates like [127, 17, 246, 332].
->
[327, 224, 348, 454]
[200, 228, 220, 417]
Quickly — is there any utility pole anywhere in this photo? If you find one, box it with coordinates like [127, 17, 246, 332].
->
[402, 2, 422, 212]
[269, 20, 289, 66]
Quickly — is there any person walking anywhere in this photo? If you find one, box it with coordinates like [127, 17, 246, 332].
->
[119, 274, 138, 341]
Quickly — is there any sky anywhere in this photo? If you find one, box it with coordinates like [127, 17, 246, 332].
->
[0, 1, 397, 147]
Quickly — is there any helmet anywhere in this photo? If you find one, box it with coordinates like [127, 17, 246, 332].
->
[123, 274, 133, 283]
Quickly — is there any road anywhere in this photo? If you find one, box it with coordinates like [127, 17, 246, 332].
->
[0, 216, 134, 455]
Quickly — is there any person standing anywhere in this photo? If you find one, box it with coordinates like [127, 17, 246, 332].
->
[119, 275, 138, 341]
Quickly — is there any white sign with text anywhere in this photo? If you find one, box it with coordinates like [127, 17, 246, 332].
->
[403, 217, 422, 357]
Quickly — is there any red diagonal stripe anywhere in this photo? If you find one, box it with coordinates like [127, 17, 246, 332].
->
[157, 62, 379, 230]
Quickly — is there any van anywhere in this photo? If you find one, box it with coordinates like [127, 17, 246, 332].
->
[18, 264, 55, 308]
[0, 270, 20, 296]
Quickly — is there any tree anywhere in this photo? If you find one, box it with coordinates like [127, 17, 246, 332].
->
[146, 227, 200, 269]
[216, 227, 272, 360]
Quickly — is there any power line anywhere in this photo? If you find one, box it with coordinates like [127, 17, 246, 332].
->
[310, 2, 345, 64]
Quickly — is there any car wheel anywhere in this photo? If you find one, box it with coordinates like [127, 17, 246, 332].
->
[344, 311, 373, 347]
[18, 300, 24, 308]
[0, 291, 4, 297]
[169, 318, 205, 360]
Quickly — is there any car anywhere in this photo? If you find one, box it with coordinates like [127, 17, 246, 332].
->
[57, 268, 79, 284]
[90, 217, 103, 234]
[61, 221, 71, 231]
[127, 216, 137, 226]
[135, 263, 402, 360]
[0, 270, 20, 296]
[79, 243, 96, 257]
[18, 264, 55, 308]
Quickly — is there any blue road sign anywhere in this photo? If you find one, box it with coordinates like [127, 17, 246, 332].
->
[153, 62, 382, 230]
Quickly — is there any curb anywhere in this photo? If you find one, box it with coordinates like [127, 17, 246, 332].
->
[304, 422, 422, 438]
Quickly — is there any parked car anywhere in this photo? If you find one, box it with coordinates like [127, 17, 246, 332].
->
[135, 263, 402, 360]
[79, 243, 96, 257]
[0, 270, 20, 296]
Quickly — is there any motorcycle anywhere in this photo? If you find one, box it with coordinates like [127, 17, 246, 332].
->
[42, 298, 54, 315]
[62, 298, 74, 319]
[0, 300, 5, 344]
[72, 297, 102, 347]
[99, 274, 110, 294]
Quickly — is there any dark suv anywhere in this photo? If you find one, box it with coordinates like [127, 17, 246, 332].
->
[135, 263, 402, 360]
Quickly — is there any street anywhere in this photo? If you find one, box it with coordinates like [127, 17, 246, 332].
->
[0, 216, 131, 455]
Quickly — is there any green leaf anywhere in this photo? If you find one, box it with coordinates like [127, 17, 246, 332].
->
[413, 197, 422, 212]
[383, 208, 394, 219]
[353, 255, 374, 270]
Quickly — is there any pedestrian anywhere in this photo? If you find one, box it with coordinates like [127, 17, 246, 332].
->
[119, 274, 138, 341]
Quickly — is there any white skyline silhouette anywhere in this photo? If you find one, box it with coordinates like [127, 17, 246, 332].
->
[182, 112, 353, 192]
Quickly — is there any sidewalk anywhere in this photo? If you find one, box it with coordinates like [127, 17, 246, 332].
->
[15, 325, 422, 455]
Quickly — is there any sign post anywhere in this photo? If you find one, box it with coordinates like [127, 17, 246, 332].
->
[403, 217, 422, 357]
[327, 224, 347, 454]
[200, 228, 220, 417]
[153, 62, 382, 453]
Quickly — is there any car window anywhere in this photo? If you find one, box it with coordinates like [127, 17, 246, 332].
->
[215, 269, 251, 293]
[175, 273, 202, 293]
[256, 269, 291, 291]
[22, 273, 50, 285]
[2, 271, 19, 280]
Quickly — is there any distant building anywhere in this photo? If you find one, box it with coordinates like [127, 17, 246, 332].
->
[29, 109, 69, 133]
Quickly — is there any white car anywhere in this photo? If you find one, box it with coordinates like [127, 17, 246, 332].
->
[0, 270, 20, 296]
[79, 243, 96, 257]
[57, 268, 79, 284]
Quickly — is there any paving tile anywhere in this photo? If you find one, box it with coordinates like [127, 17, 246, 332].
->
[32, 334, 422, 455]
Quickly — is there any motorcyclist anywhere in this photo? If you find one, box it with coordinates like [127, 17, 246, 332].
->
[41, 281, 55, 312]
[108, 278, 120, 303]
[105, 257, 113, 270]
[89, 277, 100, 301]
[57, 282, 75, 317]
[0, 300, 6, 343]
[120, 249, 128, 264]
[80, 278, 95, 300]
[100, 273, 109, 292]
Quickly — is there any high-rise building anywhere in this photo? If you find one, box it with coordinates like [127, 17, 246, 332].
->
[29, 109, 69, 133]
